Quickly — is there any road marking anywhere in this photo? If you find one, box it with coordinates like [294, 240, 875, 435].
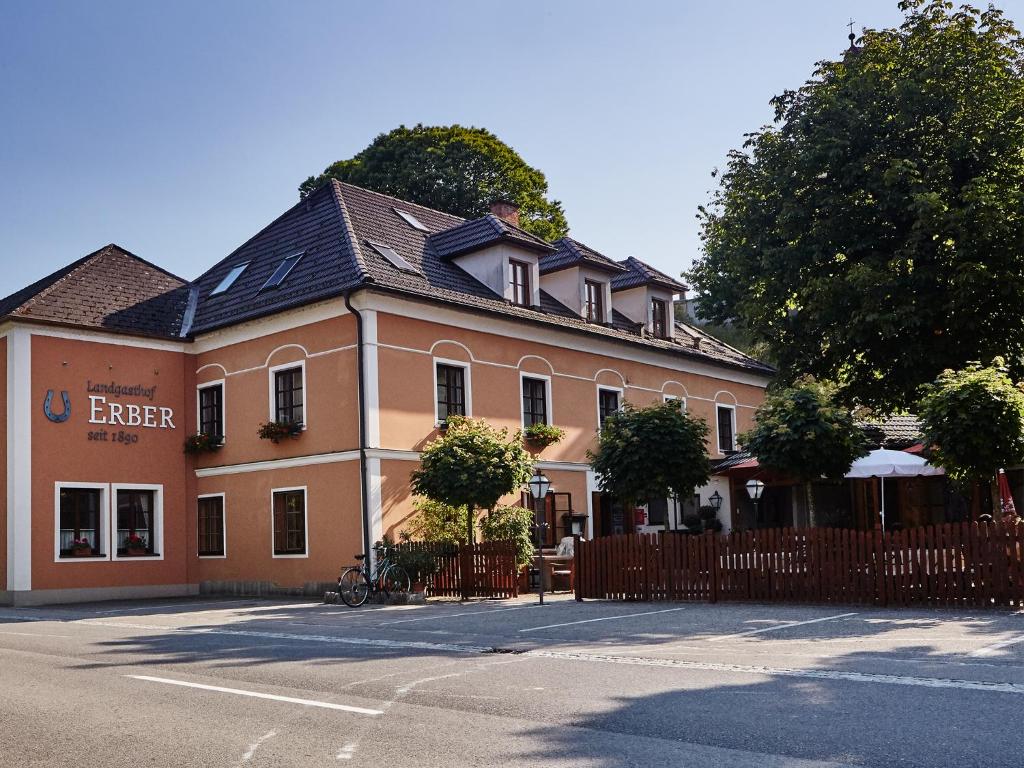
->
[336, 743, 358, 760]
[525, 650, 1024, 695]
[378, 605, 533, 625]
[242, 730, 276, 762]
[91, 621, 492, 653]
[970, 634, 1024, 657]
[88, 599, 254, 614]
[0, 631, 72, 638]
[708, 613, 858, 641]
[518, 606, 687, 633]
[126, 675, 384, 715]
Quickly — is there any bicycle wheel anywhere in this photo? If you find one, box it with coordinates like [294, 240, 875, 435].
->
[338, 567, 369, 607]
[380, 564, 410, 596]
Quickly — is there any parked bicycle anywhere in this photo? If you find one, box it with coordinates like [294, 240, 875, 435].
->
[337, 540, 411, 607]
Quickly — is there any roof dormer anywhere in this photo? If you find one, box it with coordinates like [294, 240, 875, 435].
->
[426, 207, 554, 307]
[538, 238, 626, 323]
[610, 257, 687, 340]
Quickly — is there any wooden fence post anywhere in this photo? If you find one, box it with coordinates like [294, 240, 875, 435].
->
[459, 544, 472, 601]
[573, 534, 582, 602]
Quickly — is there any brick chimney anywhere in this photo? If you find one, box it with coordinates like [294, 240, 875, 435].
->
[489, 199, 520, 227]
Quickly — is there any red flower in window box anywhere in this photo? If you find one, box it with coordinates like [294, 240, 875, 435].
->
[123, 533, 148, 556]
[70, 538, 93, 557]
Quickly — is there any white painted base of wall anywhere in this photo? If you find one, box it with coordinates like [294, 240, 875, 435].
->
[0, 583, 199, 607]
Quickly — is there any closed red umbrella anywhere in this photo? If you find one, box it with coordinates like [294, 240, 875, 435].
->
[998, 469, 1018, 519]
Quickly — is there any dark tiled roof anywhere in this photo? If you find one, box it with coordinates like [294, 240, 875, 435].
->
[710, 449, 755, 473]
[859, 415, 923, 449]
[540, 237, 628, 275]
[426, 214, 555, 259]
[186, 182, 772, 375]
[611, 256, 688, 292]
[0, 244, 189, 339]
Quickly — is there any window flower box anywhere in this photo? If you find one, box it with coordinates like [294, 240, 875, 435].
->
[183, 433, 224, 455]
[70, 538, 93, 557]
[258, 420, 304, 444]
[123, 534, 148, 557]
[523, 423, 565, 449]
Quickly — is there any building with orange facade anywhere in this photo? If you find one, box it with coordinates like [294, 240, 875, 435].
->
[0, 182, 772, 605]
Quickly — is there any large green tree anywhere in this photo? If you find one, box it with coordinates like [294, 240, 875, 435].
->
[690, 1, 1024, 411]
[410, 416, 534, 544]
[918, 359, 1024, 483]
[741, 378, 868, 525]
[588, 401, 711, 510]
[300, 124, 569, 241]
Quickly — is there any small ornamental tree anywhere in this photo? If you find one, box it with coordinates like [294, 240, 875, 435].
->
[587, 400, 711, 511]
[403, 498, 472, 545]
[479, 505, 535, 569]
[918, 360, 1024, 484]
[410, 416, 534, 544]
[741, 378, 867, 525]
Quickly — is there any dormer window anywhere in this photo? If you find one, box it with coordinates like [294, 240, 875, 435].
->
[585, 280, 605, 323]
[510, 260, 531, 307]
[651, 298, 669, 338]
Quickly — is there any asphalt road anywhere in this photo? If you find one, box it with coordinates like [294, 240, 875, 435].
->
[1, 595, 1022, 767]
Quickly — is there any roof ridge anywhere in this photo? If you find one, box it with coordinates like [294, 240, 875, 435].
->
[15, 244, 185, 317]
[335, 181, 467, 225]
[330, 180, 369, 283]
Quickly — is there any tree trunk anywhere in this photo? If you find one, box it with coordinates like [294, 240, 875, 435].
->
[466, 506, 475, 546]
[806, 481, 817, 528]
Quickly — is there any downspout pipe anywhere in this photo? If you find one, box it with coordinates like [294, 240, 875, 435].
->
[344, 290, 373, 563]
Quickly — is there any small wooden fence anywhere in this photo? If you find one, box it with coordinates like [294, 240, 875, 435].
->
[574, 520, 1024, 608]
[396, 540, 519, 599]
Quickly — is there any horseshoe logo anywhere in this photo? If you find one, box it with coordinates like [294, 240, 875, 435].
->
[43, 390, 71, 423]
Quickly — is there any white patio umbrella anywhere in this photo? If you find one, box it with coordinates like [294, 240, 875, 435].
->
[845, 449, 944, 531]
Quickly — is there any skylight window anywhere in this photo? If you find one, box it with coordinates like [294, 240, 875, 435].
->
[366, 240, 422, 276]
[393, 207, 429, 232]
[210, 262, 249, 296]
[259, 252, 303, 292]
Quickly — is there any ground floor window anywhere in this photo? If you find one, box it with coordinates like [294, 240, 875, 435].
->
[115, 487, 159, 556]
[198, 495, 226, 557]
[58, 487, 103, 557]
[273, 488, 307, 556]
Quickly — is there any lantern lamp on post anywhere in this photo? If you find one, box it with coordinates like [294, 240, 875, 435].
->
[528, 471, 552, 605]
[745, 478, 765, 529]
[709, 490, 723, 511]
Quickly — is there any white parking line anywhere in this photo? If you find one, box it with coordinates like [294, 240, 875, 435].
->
[0, 630, 72, 638]
[518, 607, 687, 633]
[377, 605, 533, 626]
[127, 675, 384, 715]
[970, 634, 1024, 657]
[527, 650, 1024, 695]
[87, 599, 255, 614]
[708, 613, 858, 641]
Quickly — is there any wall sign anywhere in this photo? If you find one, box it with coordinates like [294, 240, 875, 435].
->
[44, 379, 176, 447]
[43, 390, 71, 423]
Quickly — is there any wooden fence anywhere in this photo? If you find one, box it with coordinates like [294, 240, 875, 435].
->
[574, 520, 1024, 607]
[395, 540, 519, 599]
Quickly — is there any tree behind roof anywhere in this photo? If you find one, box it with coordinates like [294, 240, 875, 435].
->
[300, 124, 569, 241]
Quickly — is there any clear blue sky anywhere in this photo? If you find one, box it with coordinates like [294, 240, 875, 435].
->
[4, 1, 1022, 295]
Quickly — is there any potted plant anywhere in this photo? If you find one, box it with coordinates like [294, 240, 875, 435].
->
[123, 534, 147, 556]
[682, 512, 703, 534]
[699, 505, 722, 533]
[183, 433, 224, 455]
[70, 538, 93, 557]
[394, 548, 438, 594]
[257, 420, 304, 444]
[523, 423, 565, 449]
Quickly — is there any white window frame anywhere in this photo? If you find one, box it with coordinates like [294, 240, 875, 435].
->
[663, 393, 687, 412]
[596, 385, 624, 429]
[196, 379, 226, 441]
[53, 482, 110, 563]
[582, 278, 610, 324]
[197, 492, 227, 559]
[268, 359, 307, 428]
[433, 357, 472, 426]
[519, 371, 553, 429]
[271, 486, 309, 559]
[111, 483, 165, 561]
[716, 404, 737, 454]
